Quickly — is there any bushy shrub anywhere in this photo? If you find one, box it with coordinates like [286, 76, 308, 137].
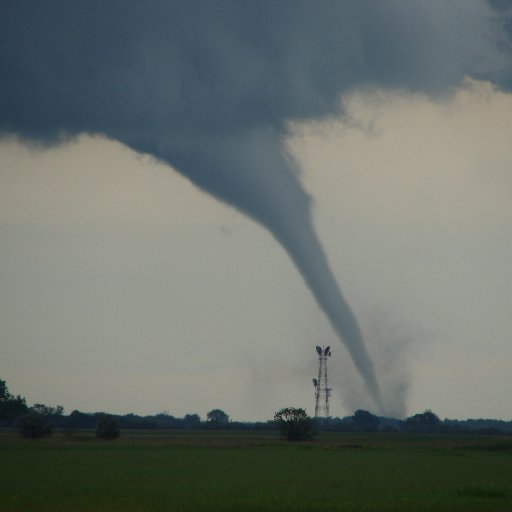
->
[17, 412, 52, 438]
[95, 414, 120, 439]
[274, 407, 315, 441]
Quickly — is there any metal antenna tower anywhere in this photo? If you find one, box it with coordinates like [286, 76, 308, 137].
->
[312, 345, 332, 417]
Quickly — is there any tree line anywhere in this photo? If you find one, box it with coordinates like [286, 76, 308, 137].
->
[2, 378, 512, 439]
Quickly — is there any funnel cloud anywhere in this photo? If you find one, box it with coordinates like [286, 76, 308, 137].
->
[1, 1, 511, 411]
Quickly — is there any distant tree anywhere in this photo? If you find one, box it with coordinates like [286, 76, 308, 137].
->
[324, 416, 347, 431]
[67, 410, 96, 429]
[153, 412, 180, 429]
[0, 378, 28, 422]
[206, 409, 229, 427]
[352, 409, 380, 431]
[403, 410, 441, 432]
[32, 403, 64, 417]
[120, 414, 159, 429]
[182, 413, 201, 429]
[26, 403, 66, 429]
[274, 407, 315, 441]
[0, 379, 8, 401]
[95, 414, 120, 439]
[17, 412, 53, 438]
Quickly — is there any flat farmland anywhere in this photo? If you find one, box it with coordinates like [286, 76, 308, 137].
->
[1, 430, 512, 511]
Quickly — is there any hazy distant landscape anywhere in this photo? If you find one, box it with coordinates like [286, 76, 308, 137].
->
[2, 429, 512, 511]
[3, 376, 512, 510]
[3, 377, 512, 436]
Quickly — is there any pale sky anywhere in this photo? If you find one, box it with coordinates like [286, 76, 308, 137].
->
[1, 79, 511, 421]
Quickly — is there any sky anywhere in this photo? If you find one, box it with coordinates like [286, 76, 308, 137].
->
[1, 1, 512, 421]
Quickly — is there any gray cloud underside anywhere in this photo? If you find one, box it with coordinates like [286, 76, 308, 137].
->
[1, 1, 509, 231]
[2, 1, 509, 143]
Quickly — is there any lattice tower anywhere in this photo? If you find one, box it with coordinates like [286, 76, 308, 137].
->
[312, 345, 332, 417]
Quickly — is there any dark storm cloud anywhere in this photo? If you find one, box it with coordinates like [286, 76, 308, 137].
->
[1, 0, 510, 410]
[2, 0, 506, 143]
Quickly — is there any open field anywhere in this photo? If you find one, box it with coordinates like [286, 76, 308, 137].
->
[1, 430, 512, 511]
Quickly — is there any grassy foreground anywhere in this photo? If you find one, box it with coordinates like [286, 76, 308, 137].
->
[1, 430, 512, 511]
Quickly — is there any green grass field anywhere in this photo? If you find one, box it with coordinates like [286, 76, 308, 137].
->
[1, 430, 512, 511]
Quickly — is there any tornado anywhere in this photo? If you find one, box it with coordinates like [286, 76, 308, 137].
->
[1, 1, 508, 412]
[144, 129, 384, 408]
